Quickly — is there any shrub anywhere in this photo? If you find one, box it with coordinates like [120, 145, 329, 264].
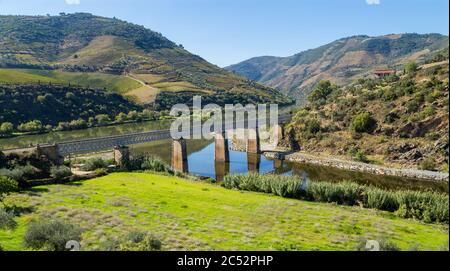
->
[24, 219, 82, 251]
[141, 156, 171, 173]
[0, 208, 17, 230]
[50, 166, 72, 179]
[82, 158, 109, 171]
[94, 168, 108, 176]
[404, 61, 418, 74]
[354, 150, 370, 163]
[419, 158, 437, 171]
[101, 231, 162, 251]
[0, 165, 37, 182]
[119, 231, 162, 251]
[356, 237, 400, 251]
[223, 174, 449, 224]
[350, 112, 377, 134]
[0, 176, 19, 196]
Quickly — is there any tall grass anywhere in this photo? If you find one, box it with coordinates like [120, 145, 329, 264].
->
[223, 174, 449, 224]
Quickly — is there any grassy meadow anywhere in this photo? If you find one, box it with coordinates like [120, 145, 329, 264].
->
[0, 173, 448, 251]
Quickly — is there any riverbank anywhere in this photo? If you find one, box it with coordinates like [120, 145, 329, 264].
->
[264, 151, 449, 182]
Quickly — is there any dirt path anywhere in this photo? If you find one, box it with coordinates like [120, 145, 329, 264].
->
[124, 73, 159, 104]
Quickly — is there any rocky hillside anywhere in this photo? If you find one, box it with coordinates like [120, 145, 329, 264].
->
[285, 59, 449, 171]
[226, 34, 449, 104]
[0, 13, 292, 107]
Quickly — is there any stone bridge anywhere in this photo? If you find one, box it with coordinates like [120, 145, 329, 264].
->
[2, 114, 293, 173]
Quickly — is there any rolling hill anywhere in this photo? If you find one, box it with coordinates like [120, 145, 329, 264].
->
[226, 34, 449, 104]
[0, 13, 292, 107]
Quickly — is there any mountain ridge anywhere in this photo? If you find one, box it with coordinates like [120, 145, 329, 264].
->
[226, 33, 449, 104]
[0, 13, 292, 107]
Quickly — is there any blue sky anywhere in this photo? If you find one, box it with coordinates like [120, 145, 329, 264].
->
[0, 0, 448, 67]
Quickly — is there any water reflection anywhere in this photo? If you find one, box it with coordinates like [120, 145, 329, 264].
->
[130, 140, 447, 193]
[0, 120, 172, 150]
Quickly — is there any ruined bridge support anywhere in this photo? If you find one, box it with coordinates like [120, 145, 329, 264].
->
[172, 138, 188, 173]
[114, 145, 130, 167]
[273, 124, 284, 147]
[215, 131, 230, 162]
[36, 144, 64, 165]
[246, 128, 260, 154]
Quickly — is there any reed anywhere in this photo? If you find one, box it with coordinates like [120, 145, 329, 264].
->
[223, 174, 449, 224]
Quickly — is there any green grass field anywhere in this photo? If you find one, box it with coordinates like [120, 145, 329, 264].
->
[0, 173, 448, 251]
[0, 69, 141, 93]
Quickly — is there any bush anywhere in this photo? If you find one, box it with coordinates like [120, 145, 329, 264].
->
[82, 158, 109, 171]
[356, 237, 400, 251]
[119, 231, 162, 251]
[350, 112, 377, 134]
[24, 219, 82, 251]
[223, 174, 449, 224]
[404, 61, 418, 74]
[354, 150, 370, 163]
[50, 166, 72, 179]
[100, 231, 162, 251]
[419, 158, 437, 171]
[0, 208, 17, 230]
[141, 156, 171, 173]
[0, 176, 19, 196]
[0, 165, 37, 182]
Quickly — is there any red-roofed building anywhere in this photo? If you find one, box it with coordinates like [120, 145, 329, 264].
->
[374, 69, 396, 77]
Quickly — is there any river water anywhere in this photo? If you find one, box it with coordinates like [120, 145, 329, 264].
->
[1, 120, 447, 193]
[130, 139, 448, 193]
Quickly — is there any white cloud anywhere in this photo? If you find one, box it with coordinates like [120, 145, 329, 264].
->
[366, 0, 380, 5]
[65, 0, 81, 5]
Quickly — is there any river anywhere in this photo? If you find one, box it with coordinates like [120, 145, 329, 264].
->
[1, 120, 447, 193]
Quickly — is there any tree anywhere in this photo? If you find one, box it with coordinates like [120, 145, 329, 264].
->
[68, 119, 87, 130]
[95, 114, 111, 125]
[350, 112, 377, 134]
[127, 110, 139, 121]
[115, 112, 128, 123]
[0, 122, 14, 136]
[17, 120, 43, 133]
[308, 80, 336, 104]
[405, 61, 418, 74]
[65, 92, 75, 100]
[0, 151, 6, 168]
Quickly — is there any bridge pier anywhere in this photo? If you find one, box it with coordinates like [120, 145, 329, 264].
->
[273, 159, 283, 170]
[172, 138, 188, 173]
[246, 128, 260, 154]
[247, 153, 261, 173]
[114, 145, 130, 167]
[273, 124, 284, 147]
[215, 131, 229, 162]
[36, 144, 64, 165]
[215, 161, 230, 182]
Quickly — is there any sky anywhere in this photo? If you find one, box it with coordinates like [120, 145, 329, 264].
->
[0, 0, 448, 67]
